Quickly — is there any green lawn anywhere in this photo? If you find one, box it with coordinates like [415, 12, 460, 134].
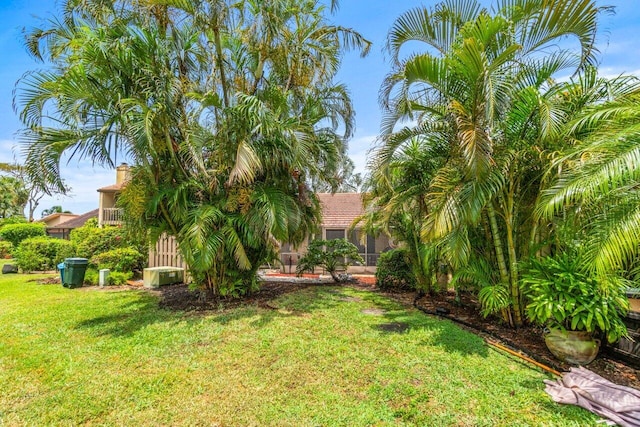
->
[0, 273, 595, 426]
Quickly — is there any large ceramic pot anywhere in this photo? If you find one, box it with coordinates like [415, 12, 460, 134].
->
[544, 328, 601, 365]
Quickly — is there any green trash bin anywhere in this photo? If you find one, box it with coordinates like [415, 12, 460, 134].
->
[63, 258, 89, 288]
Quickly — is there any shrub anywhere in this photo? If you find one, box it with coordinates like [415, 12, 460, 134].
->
[296, 239, 364, 282]
[83, 269, 99, 286]
[71, 224, 147, 262]
[0, 223, 46, 247]
[15, 249, 47, 273]
[90, 247, 144, 272]
[0, 241, 13, 258]
[14, 237, 76, 272]
[83, 269, 132, 286]
[108, 271, 132, 286]
[0, 216, 27, 228]
[375, 249, 416, 290]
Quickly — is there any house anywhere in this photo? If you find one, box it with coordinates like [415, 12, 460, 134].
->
[97, 163, 130, 226]
[41, 212, 79, 228]
[95, 165, 387, 272]
[45, 209, 99, 239]
[279, 193, 389, 273]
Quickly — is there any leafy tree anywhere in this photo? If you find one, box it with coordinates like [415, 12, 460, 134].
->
[16, 0, 370, 297]
[0, 176, 27, 219]
[0, 162, 69, 221]
[296, 238, 364, 282]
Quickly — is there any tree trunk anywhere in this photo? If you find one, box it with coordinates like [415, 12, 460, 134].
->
[504, 193, 523, 327]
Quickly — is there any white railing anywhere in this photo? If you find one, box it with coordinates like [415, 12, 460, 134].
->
[101, 208, 124, 225]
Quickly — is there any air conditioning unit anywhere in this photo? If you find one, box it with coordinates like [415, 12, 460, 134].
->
[143, 267, 185, 288]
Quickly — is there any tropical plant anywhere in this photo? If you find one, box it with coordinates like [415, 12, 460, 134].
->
[296, 238, 364, 282]
[360, 137, 448, 294]
[16, 0, 370, 297]
[536, 85, 640, 277]
[376, 0, 613, 326]
[522, 251, 629, 343]
[375, 249, 416, 290]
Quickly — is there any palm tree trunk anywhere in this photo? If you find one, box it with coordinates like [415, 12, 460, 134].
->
[486, 203, 510, 285]
[504, 195, 523, 327]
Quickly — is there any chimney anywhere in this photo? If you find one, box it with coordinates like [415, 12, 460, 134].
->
[116, 163, 131, 185]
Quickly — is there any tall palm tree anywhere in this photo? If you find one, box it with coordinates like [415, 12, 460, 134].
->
[15, 0, 370, 296]
[377, 0, 603, 326]
[537, 77, 640, 276]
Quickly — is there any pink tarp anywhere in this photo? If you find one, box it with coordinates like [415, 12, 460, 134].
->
[545, 367, 640, 426]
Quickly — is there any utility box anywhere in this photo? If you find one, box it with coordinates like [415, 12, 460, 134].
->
[143, 267, 184, 288]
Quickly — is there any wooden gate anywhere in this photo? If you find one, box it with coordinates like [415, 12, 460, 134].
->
[148, 234, 187, 270]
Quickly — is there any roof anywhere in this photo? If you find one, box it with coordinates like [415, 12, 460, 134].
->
[97, 183, 125, 193]
[39, 212, 79, 226]
[316, 193, 365, 229]
[48, 209, 99, 230]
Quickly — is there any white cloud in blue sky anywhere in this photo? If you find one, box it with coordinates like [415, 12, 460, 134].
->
[1, 0, 639, 216]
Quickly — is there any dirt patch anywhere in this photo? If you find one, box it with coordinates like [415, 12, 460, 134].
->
[376, 322, 409, 333]
[361, 308, 387, 316]
[28, 277, 61, 285]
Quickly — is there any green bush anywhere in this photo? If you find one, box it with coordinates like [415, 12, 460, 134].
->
[108, 271, 132, 286]
[90, 247, 144, 272]
[522, 252, 629, 343]
[0, 241, 13, 258]
[0, 216, 27, 228]
[375, 249, 416, 290]
[71, 224, 147, 262]
[15, 237, 76, 272]
[83, 269, 132, 286]
[83, 269, 99, 286]
[0, 223, 46, 247]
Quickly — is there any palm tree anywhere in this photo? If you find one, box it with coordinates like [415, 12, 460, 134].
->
[15, 0, 370, 296]
[377, 0, 603, 326]
[537, 77, 640, 276]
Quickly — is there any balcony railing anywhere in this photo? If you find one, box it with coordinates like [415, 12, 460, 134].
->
[101, 207, 124, 225]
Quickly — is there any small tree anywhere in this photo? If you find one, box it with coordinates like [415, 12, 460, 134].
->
[296, 238, 364, 282]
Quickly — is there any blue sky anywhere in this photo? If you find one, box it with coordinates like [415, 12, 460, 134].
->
[1, 0, 639, 217]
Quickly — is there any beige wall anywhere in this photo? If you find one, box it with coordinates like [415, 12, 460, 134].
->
[98, 192, 117, 226]
[42, 214, 78, 227]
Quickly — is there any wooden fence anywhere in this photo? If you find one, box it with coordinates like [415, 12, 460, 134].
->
[148, 234, 187, 270]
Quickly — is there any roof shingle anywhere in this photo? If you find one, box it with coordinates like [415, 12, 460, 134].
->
[317, 193, 364, 229]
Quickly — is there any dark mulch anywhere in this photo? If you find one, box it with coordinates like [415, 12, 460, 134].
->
[156, 280, 639, 389]
[157, 281, 314, 312]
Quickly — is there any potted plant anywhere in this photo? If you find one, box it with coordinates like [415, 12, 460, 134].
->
[522, 251, 629, 365]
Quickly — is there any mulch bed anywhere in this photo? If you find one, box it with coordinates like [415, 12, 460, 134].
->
[156, 279, 639, 389]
